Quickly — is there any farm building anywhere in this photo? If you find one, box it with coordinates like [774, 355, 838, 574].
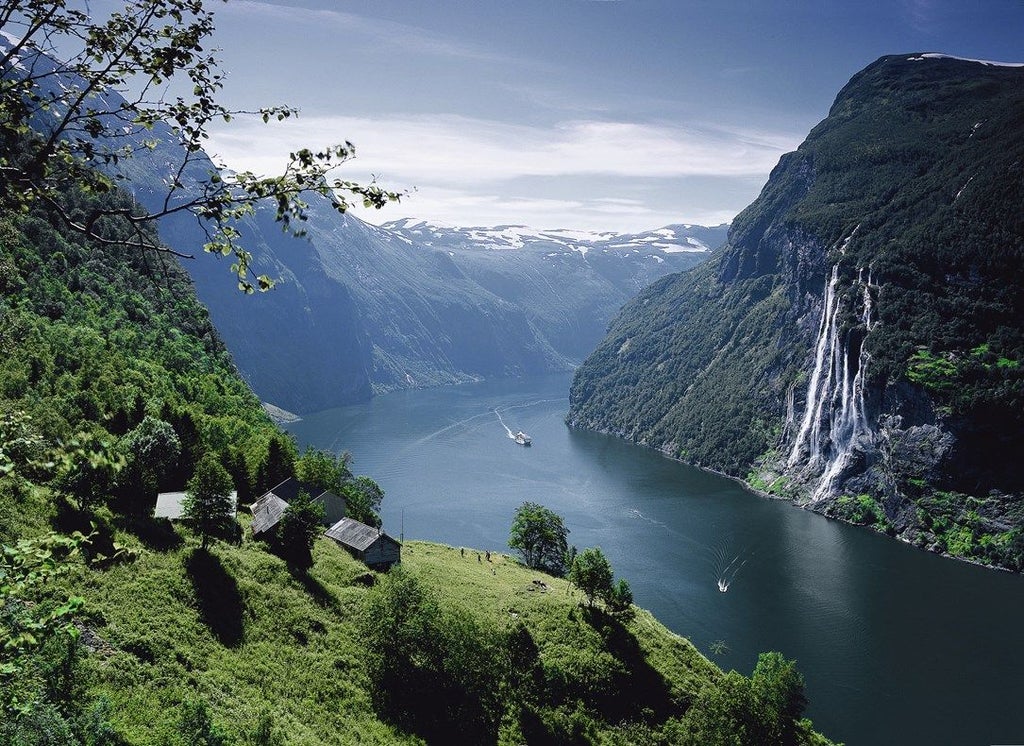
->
[249, 477, 346, 538]
[325, 518, 401, 571]
[155, 490, 237, 521]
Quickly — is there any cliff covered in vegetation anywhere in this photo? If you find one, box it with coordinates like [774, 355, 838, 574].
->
[568, 54, 1024, 570]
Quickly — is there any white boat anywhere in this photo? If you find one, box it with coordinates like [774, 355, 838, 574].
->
[514, 431, 532, 446]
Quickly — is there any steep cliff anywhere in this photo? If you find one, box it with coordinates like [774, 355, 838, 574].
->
[568, 54, 1024, 569]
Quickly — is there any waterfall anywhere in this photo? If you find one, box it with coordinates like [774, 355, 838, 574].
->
[788, 265, 876, 501]
[788, 266, 840, 467]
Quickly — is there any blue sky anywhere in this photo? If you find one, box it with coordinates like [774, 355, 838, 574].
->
[202, 0, 1024, 231]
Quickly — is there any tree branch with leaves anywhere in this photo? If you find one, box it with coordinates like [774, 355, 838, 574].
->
[0, 0, 400, 292]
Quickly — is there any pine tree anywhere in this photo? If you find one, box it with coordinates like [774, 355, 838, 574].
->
[183, 454, 234, 549]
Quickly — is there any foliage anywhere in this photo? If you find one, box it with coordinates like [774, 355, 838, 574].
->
[0, 0, 399, 292]
[182, 454, 234, 549]
[116, 416, 180, 515]
[1, 531, 89, 714]
[752, 652, 809, 745]
[176, 698, 229, 746]
[254, 434, 296, 497]
[341, 475, 385, 528]
[0, 410, 51, 481]
[569, 546, 614, 607]
[292, 446, 384, 525]
[275, 491, 325, 568]
[508, 501, 570, 576]
[0, 635, 84, 745]
[52, 432, 126, 513]
[606, 578, 636, 621]
[360, 566, 504, 744]
[832, 493, 888, 529]
[0, 194, 282, 514]
[295, 447, 353, 497]
[680, 652, 808, 746]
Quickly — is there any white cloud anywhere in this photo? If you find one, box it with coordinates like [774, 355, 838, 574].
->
[348, 185, 736, 233]
[207, 113, 797, 184]
[205, 112, 793, 231]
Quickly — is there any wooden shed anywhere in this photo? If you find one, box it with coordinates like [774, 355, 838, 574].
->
[325, 518, 401, 571]
[249, 477, 346, 538]
[249, 493, 290, 537]
[155, 490, 237, 521]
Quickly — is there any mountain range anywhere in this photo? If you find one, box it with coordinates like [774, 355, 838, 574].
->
[165, 201, 724, 414]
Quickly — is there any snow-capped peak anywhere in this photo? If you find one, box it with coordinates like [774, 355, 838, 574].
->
[907, 53, 1024, 68]
[379, 218, 729, 256]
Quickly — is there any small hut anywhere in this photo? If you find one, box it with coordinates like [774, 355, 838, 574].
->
[249, 477, 347, 538]
[155, 490, 237, 521]
[325, 518, 401, 571]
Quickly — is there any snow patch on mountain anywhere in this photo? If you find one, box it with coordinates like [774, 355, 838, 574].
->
[908, 53, 1024, 68]
[379, 219, 728, 258]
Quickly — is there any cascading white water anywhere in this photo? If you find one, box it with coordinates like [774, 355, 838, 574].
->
[788, 266, 840, 467]
[788, 265, 876, 501]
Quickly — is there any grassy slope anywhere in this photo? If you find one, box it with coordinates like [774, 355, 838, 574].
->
[74, 524, 410, 744]
[57, 520, 719, 745]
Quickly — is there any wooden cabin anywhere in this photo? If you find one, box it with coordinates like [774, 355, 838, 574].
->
[155, 490, 237, 521]
[325, 517, 401, 571]
[249, 477, 346, 538]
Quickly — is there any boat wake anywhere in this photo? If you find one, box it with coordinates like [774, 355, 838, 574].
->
[628, 508, 666, 528]
[407, 410, 496, 448]
[494, 409, 532, 445]
[494, 408, 515, 439]
[710, 537, 752, 593]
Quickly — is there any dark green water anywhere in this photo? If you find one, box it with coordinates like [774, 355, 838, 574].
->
[287, 374, 1024, 746]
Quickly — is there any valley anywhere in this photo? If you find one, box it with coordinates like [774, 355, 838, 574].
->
[3, 2, 1023, 745]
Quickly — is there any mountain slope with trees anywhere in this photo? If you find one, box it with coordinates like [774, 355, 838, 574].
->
[568, 53, 1024, 570]
[0, 190, 833, 745]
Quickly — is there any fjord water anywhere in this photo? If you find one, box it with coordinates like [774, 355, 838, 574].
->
[287, 375, 1024, 746]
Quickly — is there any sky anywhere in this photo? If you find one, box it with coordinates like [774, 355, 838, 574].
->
[198, 0, 1024, 232]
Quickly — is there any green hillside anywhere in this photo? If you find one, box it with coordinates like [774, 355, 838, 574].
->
[0, 188, 834, 744]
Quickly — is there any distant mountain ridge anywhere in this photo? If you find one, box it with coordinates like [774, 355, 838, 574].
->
[381, 219, 725, 255]
[163, 195, 725, 413]
[0, 31, 727, 415]
[568, 53, 1024, 570]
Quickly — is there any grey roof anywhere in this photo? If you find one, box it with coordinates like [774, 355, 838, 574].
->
[154, 491, 187, 519]
[249, 477, 346, 527]
[250, 493, 289, 535]
[325, 518, 398, 552]
[266, 477, 326, 503]
[155, 491, 237, 520]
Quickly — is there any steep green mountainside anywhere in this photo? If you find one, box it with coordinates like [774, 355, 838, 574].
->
[0, 191, 284, 532]
[568, 54, 1024, 570]
[1, 188, 832, 743]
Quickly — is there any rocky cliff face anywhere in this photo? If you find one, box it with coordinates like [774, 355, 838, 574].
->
[568, 54, 1024, 570]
